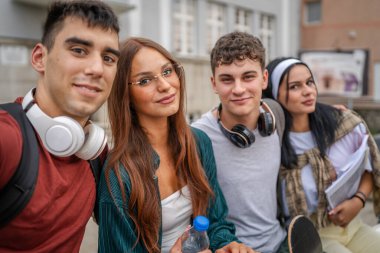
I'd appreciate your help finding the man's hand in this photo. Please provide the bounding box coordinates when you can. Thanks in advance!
[215,241,259,253]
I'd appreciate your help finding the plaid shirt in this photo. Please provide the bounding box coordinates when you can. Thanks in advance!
[282,110,380,229]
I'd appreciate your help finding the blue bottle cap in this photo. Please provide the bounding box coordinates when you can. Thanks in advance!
[193,215,209,231]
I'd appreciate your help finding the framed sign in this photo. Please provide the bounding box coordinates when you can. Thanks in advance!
[299,49,369,97]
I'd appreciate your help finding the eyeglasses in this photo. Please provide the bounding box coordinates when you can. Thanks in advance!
[128,63,183,87]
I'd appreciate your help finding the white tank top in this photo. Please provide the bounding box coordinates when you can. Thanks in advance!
[161,185,192,253]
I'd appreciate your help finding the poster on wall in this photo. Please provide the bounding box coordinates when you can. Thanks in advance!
[299,49,368,97]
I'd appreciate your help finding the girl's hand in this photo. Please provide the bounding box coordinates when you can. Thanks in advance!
[169,237,211,253]
[328,196,363,227]
[169,229,212,253]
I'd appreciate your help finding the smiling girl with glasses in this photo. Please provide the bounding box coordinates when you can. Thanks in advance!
[97,37,255,253]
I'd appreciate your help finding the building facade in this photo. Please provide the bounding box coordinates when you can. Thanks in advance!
[0,0,301,123]
[122,0,301,120]
[300,0,380,132]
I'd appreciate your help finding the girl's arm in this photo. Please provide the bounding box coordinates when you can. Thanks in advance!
[97,166,145,252]
[328,171,373,227]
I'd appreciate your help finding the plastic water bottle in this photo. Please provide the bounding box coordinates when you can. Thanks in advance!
[181,215,210,253]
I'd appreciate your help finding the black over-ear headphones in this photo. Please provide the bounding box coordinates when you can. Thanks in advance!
[22,88,107,160]
[217,101,275,148]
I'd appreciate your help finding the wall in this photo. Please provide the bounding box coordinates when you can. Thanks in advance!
[0,0,46,40]
[301,0,380,97]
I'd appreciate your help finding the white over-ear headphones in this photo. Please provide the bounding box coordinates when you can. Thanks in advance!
[22,88,107,160]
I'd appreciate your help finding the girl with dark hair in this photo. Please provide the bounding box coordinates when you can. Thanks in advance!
[264,57,380,253]
[97,37,254,253]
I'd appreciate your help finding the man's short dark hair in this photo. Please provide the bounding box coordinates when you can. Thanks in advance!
[210,32,266,75]
[42,0,120,51]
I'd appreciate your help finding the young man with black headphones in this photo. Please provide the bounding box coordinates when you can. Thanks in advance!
[0,1,120,252]
[192,32,289,253]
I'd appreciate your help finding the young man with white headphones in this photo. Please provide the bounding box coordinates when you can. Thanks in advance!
[0,1,120,252]
[192,32,289,253]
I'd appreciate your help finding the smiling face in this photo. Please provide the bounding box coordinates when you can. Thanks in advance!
[212,58,268,128]
[128,47,181,125]
[277,64,317,118]
[31,17,119,125]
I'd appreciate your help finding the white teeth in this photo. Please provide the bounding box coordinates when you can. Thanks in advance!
[79,86,97,93]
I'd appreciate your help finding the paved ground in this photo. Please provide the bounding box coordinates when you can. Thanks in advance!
[80,218,98,253]
[79,200,379,253]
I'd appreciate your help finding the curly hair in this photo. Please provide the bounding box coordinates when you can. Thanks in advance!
[210,31,266,75]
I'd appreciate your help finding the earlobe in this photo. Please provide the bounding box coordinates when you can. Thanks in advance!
[31,43,47,73]
[262,69,269,90]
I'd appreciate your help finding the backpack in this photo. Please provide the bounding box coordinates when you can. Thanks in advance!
[0,103,102,228]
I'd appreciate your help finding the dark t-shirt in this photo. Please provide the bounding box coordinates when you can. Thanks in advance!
[0,99,96,253]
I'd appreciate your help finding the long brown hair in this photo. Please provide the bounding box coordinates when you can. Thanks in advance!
[107,37,213,252]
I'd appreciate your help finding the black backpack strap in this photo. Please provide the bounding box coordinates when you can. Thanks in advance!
[89,157,102,223]
[89,158,102,185]
[0,103,39,228]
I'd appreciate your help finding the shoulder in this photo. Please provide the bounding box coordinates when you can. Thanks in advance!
[192,110,222,143]
[337,109,368,137]
[191,126,214,159]
[98,158,131,204]
[0,102,30,149]
[340,109,363,123]
[263,98,282,108]
[191,110,216,128]
[335,109,364,138]
[0,108,22,133]
[0,109,23,189]
[191,127,212,148]
[191,126,209,139]
[190,127,216,176]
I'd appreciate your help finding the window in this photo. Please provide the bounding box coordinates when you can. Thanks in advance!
[259,14,275,62]
[173,0,197,55]
[305,0,321,24]
[206,2,226,53]
[235,8,251,33]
